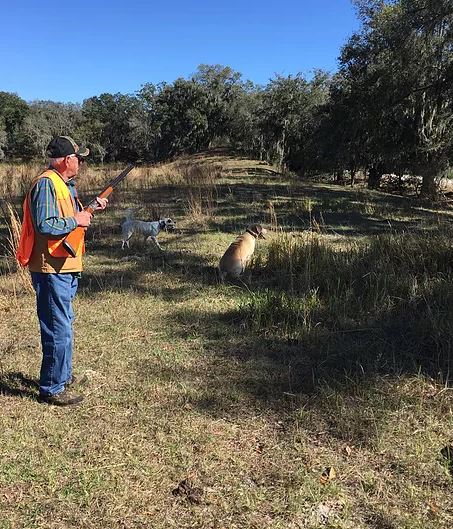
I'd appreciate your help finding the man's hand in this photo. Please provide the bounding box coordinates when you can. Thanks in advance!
[94,197,108,211]
[75,211,92,227]
[74,197,107,227]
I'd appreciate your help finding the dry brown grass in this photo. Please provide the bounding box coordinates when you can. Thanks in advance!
[0,201,33,296]
[0,160,188,199]
[0,163,42,203]
[175,160,221,224]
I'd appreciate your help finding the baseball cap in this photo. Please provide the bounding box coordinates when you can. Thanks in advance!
[46,136,90,158]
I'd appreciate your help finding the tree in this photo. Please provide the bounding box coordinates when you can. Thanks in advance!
[21,107,52,159]
[228,86,265,157]
[81,93,139,162]
[258,73,329,173]
[135,83,164,162]
[0,119,7,160]
[340,0,453,195]
[0,92,29,158]
[153,79,210,159]
[191,64,248,145]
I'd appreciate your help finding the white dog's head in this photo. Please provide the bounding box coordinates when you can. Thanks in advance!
[159,217,176,231]
[123,208,134,221]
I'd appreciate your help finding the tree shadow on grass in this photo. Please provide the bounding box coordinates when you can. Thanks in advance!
[133,277,453,448]
[0,372,39,400]
[87,180,453,255]
[77,247,220,298]
[3,176,453,262]
[75,183,453,298]
[134,320,401,448]
[210,180,453,235]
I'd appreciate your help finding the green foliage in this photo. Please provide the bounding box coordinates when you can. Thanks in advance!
[337,0,453,192]
[242,230,453,374]
[81,93,141,163]
[258,72,330,172]
[0,91,29,158]
[191,64,248,143]
[154,79,211,158]
[0,66,330,172]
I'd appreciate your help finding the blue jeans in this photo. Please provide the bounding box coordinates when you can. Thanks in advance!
[31,272,79,396]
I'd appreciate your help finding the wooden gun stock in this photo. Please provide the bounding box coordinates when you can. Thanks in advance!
[62,164,135,257]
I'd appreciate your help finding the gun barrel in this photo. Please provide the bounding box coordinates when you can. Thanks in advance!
[63,163,136,256]
[109,164,135,189]
[85,164,135,212]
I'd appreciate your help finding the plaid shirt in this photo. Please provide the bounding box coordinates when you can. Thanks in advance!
[30,174,80,236]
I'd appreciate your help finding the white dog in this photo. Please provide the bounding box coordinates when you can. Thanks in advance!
[121,212,176,250]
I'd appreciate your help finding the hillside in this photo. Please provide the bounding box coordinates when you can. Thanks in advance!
[1,152,453,529]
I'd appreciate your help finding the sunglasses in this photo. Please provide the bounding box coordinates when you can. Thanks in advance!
[68,154,85,163]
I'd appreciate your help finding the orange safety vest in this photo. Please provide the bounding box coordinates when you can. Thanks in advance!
[16,170,85,270]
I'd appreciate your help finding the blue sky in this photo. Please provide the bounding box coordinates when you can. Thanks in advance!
[0,0,361,104]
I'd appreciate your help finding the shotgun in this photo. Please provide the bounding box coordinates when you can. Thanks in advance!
[62,163,135,257]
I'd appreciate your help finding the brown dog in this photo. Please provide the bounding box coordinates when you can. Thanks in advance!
[219,224,267,281]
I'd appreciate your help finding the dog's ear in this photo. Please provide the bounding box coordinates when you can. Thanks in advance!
[247,224,267,239]
[247,224,260,238]
[255,225,267,239]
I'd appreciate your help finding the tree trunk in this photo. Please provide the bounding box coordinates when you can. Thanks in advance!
[334,169,345,185]
[259,134,265,161]
[276,135,286,171]
[397,171,404,192]
[417,161,440,198]
[367,164,382,189]
[420,171,437,198]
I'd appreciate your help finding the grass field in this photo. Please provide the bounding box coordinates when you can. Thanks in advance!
[1,151,453,528]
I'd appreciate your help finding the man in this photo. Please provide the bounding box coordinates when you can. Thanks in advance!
[16,136,108,406]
